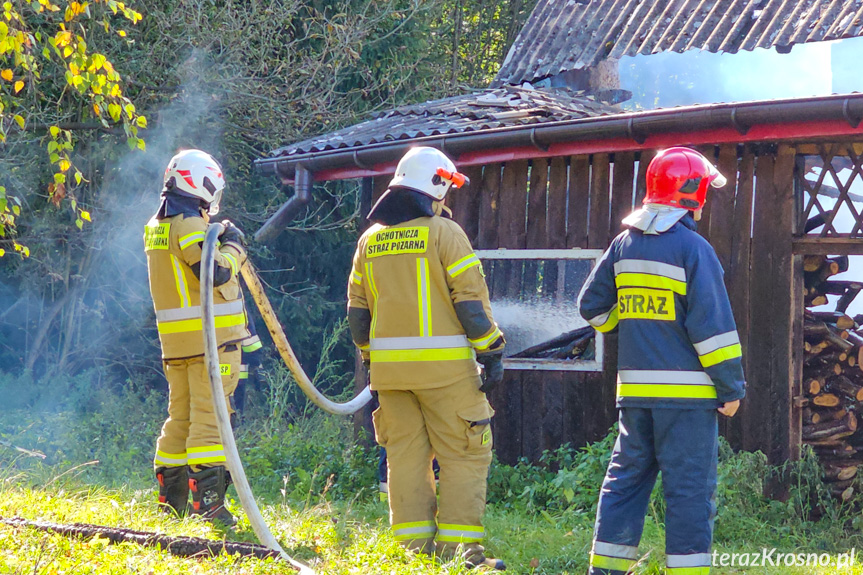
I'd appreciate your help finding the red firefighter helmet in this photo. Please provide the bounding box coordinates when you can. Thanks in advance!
[644,147,727,211]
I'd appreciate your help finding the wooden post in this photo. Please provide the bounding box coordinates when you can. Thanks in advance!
[567,155,590,249]
[477,164,502,250]
[746,151,774,457]
[774,146,801,469]
[729,150,754,451]
[587,153,617,433]
[610,152,635,236]
[748,145,799,499]
[521,159,545,461]
[450,165,483,246]
[709,144,738,275]
[547,157,567,250]
[588,154,611,250]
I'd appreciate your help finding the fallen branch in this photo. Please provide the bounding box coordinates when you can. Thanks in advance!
[0,517,289,563]
[0,439,46,459]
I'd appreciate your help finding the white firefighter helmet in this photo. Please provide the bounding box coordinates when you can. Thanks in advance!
[163,149,226,216]
[388,146,469,201]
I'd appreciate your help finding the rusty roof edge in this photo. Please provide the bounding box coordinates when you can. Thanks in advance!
[255,93,863,179]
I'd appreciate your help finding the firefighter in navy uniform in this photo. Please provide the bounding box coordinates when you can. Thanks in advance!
[144,149,250,526]
[578,147,746,575]
[347,147,506,570]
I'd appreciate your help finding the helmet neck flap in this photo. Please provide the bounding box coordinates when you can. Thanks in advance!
[156,191,209,220]
[367,187,446,226]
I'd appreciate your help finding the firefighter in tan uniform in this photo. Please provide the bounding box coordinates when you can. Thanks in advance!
[347,147,506,570]
[144,149,249,525]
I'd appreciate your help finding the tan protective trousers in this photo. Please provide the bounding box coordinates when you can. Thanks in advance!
[374,374,494,554]
[154,346,240,472]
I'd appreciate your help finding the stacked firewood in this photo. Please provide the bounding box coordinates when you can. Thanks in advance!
[801,254,863,501]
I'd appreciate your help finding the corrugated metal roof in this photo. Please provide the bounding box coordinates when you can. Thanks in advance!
[267,86,616,159]
[495,0,863,86]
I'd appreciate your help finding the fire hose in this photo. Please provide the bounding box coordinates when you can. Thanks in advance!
[200,223,372,571]
[237,253,373,416]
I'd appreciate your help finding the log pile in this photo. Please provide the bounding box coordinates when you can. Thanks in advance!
[801,254,863,502]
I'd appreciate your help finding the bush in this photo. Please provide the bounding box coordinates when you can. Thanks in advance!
[0,369,165,487]
[0,365,380,505]
[487,427,616,518]
[236,410,379,506]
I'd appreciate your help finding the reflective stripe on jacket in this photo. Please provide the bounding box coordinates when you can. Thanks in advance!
[577,216,746,408]
[347,215,501,390]
[145,213,250,359]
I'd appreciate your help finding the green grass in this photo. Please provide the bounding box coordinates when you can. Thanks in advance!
[4,369,863,573]
[4,444,863,575]
[2,472,863,575]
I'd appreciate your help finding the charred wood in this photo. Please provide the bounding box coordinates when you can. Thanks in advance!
[509,326,593,359]
[0,517,287,562]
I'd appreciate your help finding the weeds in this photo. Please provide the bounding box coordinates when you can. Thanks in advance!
[5,370,863,572]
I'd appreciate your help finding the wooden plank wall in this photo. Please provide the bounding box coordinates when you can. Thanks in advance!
[355,143,814,466]
[448,146,801,465]
[464,154,629,464]
[695,144,799,466]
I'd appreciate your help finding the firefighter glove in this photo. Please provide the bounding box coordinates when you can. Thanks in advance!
[477,352,504,393]
[219,220,245,246]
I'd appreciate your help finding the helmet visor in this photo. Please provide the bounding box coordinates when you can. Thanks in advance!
[708,165,727,189]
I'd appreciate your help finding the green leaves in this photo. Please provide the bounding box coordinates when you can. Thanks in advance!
[0,185,26,257]
[0,0,147,248]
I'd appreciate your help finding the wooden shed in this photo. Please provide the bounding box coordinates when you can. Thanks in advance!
[255,1,863,471]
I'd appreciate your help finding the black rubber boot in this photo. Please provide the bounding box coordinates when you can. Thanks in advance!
[156,466,189,516]
[188,466,236,527]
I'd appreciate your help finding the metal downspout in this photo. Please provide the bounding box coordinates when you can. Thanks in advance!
[255,164,314,243]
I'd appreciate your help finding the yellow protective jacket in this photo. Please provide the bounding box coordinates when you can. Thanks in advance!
[144,213,250,360]
[347,213,502,390]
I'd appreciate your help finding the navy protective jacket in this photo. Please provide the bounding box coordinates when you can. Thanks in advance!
[578,216,746,409]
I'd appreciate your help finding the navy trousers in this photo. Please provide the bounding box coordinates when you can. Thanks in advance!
[588,408,717,575]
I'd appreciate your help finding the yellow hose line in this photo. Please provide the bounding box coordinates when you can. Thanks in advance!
[241,260,373,415]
